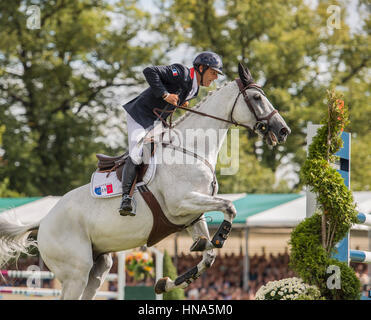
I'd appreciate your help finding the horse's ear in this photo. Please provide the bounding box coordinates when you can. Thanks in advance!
[238,62,254,86]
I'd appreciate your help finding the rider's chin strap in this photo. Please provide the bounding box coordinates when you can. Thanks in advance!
[195,65,208,86]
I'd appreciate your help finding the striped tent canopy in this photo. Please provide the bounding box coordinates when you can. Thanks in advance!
[0,197,42,213]
[2,192,370,228]
[206,193,304,226]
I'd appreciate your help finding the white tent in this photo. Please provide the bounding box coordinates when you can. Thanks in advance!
[2,191,370,229]
[246,195,306,228]
[0,193,246,226]
[1,196,61,225]
[246,191,371,230]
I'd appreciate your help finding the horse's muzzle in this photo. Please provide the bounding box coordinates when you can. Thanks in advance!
[278,126,291,143]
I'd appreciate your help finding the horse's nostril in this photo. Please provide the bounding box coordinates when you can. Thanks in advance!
[280,128,288,136]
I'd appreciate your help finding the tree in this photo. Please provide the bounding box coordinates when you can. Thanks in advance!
[351,132,371,191]
[216,131,291,193]
[0,0,161,195]
[162,250,185,300]
[154,0,371,191]
[0,125,24,197]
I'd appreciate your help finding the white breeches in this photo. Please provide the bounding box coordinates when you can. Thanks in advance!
[126,113,146,165]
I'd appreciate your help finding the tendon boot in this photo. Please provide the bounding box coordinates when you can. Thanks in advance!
[119,157,139,216]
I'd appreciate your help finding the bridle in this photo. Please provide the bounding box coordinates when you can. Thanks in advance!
[232,78,278,135]
[153,78,278,137]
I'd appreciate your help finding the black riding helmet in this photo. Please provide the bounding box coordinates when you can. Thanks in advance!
[193,51,223,85]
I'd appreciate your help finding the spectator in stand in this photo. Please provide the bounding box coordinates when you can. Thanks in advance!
[352,262,370,297]
[180,248,296,300]
[187,282,200,300]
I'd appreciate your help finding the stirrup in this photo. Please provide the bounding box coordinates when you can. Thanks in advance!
[119,195,136,216]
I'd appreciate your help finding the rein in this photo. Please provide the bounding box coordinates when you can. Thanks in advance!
[153,79,278,133]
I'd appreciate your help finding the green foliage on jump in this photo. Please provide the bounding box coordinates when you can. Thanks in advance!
[289,90,361,300]
[162,250,185,300]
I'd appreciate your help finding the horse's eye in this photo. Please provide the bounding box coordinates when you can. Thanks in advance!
[254,93,261,100]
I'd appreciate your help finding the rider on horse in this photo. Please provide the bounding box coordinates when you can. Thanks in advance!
[119,51,224,216]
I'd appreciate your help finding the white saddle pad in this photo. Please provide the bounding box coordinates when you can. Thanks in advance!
[90,155,157,199]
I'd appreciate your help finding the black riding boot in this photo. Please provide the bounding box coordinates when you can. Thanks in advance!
[119,157,139,216]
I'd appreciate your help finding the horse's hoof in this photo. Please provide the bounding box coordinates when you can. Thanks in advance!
[190,236,208,251]
[154,277,169,294]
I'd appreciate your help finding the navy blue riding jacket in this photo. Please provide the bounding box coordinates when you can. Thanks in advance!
[122,64,199,129]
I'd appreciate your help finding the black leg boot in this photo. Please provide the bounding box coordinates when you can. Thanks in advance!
[119,157,139,216]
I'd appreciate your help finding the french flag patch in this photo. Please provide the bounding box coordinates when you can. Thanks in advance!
[172,67,178,76]
[94,183,113,196]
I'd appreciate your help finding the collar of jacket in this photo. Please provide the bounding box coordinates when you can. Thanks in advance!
[190,67,195,80]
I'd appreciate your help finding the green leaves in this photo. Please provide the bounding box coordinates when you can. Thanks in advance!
[154,0,371,192]
[290,89,361,300]
[0,0,157,196]
[216,132,290,193]
[1,0,370,196]
[0,126,24,197]
[162,250,185,300]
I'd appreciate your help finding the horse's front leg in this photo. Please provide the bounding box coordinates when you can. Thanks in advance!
[154,192,236,294]
[154,218,216,294]
[175,192,236,250]
[174,191,237,224]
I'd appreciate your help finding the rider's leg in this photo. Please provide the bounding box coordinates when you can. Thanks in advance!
[119,157,139,216]
[119,113,145,216]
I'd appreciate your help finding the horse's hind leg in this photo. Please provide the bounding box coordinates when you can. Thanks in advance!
[60,277,89,300]
[38,225,93,300]
[51,256,93,300]
[57,256,93,300]
[81,253,113,300]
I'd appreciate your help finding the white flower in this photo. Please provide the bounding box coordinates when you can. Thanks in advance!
[255,277,321,300]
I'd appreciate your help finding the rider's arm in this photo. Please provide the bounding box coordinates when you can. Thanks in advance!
[143,64,186,99]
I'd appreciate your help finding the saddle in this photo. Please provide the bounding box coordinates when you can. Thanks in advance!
[95,142,186,247]
[96,151,149,184]
[95,129,160,183]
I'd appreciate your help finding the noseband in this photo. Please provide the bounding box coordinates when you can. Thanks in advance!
[232,79,278,135]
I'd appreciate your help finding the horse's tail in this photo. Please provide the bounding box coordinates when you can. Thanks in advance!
[0,212,40,268]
